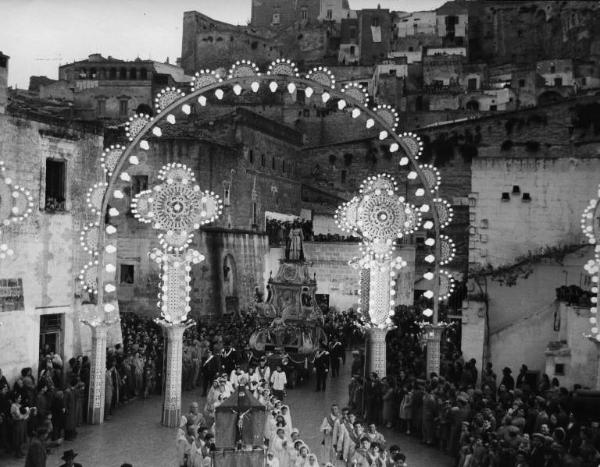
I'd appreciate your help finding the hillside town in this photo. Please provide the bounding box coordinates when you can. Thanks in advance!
[1,0,600,466]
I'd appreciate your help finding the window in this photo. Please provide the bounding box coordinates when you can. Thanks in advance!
[45,159,66,212]
[119,99,129,117]
[272,13,280,25]
[252,202,258,227]
[120,264,135,284]
[350,45,356,55]
[349,27,357,39]
[490,105,498,111]
[0,56,7,68]
[467,78,477,91]
[261,154,266,167]
[131,175,148,196]
[130,68,137,80]
[341,170,347,184]
[326,9,333,20]
[0,278,24,312]
[301,8,308,21]
[140,68,148,80]
[109,68,117,79]
[501,192,510,201]
[223,182,231,207]
[372,17,380,27]
[518,79,526,88]
[96,98,106,117]
[554,363,565,376]
[272,157,276,170]
[249,150,254,164]
[554,77,563,87]
[550,65,556,73]
[282,160,286,173]
[119,67,127,79]
[512,185,520,194]
[522,192,531,202]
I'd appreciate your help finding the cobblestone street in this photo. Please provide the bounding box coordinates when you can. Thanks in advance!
[1,354,451,467]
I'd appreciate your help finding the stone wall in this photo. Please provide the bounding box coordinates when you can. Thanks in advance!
[251,0,320,29]
[0,114,104,381]
[545,303,597,389]
[484,247,593,375]
[470,157,600,267]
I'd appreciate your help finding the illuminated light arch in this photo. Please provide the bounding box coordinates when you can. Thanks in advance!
[91,63,452,327]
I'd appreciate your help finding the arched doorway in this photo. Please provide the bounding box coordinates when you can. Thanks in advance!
[466,100,480,111]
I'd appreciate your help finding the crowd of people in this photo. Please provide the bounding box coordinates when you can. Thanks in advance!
[345,307,600,467]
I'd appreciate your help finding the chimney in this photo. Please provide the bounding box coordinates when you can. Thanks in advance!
[0,52,9,114]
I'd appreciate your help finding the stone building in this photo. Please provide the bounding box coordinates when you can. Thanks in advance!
[358,8,392,66]
[250,0,320,28]
[40,54,188,121]
[318,0,355,23]
[0,60,105,382]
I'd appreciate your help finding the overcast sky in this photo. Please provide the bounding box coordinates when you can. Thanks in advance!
[1,0,446,88]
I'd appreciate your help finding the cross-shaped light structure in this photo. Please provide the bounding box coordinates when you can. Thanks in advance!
[336,174,421,376]
[131,162,222,426]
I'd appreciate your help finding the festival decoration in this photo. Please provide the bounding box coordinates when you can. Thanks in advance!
[0,160,34,260]
[84,61,458,422]
[582,185,600,342]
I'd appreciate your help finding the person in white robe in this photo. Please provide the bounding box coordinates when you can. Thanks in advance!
[320,404,341,464]
[267,451,280,467]
[271,427,291,467]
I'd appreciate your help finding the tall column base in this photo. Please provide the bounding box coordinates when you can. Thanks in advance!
[368,328,388,378]
[160,322,188,427]
[424,324,445,379]
[86,324,108,425]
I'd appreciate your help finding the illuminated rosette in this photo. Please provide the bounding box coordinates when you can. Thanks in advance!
[157,162,196,184]
[374,104,399,131]
[100,144,124,177]
[359,173,397,195]
[402,203,422,233]
[126,114,152,141]
[357,194,419,241]
[335,197,360,234]
[433,198,454,228]
[305,66,336,89]
[341,82,369,106]
[154,87,185,114]
[267,58,299,77]
[197,191,223,225]
[131,189,154,224]
[86,182,108,216]
[584,258,599,275]
[581,197,599,244]
[438,269,455,299]
[0,241,15,260]
[79,221,100,256]
[419,164,441,193]
[184,248,205,264]
[79,260,99,295]
[439,234,456,265]
[191,69,222,91]
[158,230,193,252]
[228,60,261,79]
[399,132,423,159]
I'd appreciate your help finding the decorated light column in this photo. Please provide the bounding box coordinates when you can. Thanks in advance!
[131,163,221,426]
[581,185,600,389]
[337,174,420,377]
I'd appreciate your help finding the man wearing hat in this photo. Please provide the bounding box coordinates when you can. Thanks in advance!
[59,449,82,467]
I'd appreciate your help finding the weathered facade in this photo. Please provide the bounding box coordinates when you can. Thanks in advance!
[0,112,104,382]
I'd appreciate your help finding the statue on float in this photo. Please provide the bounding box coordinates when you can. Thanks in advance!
[250,224,326,362]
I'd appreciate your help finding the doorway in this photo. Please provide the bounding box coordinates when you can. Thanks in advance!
[39,313,63,364]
